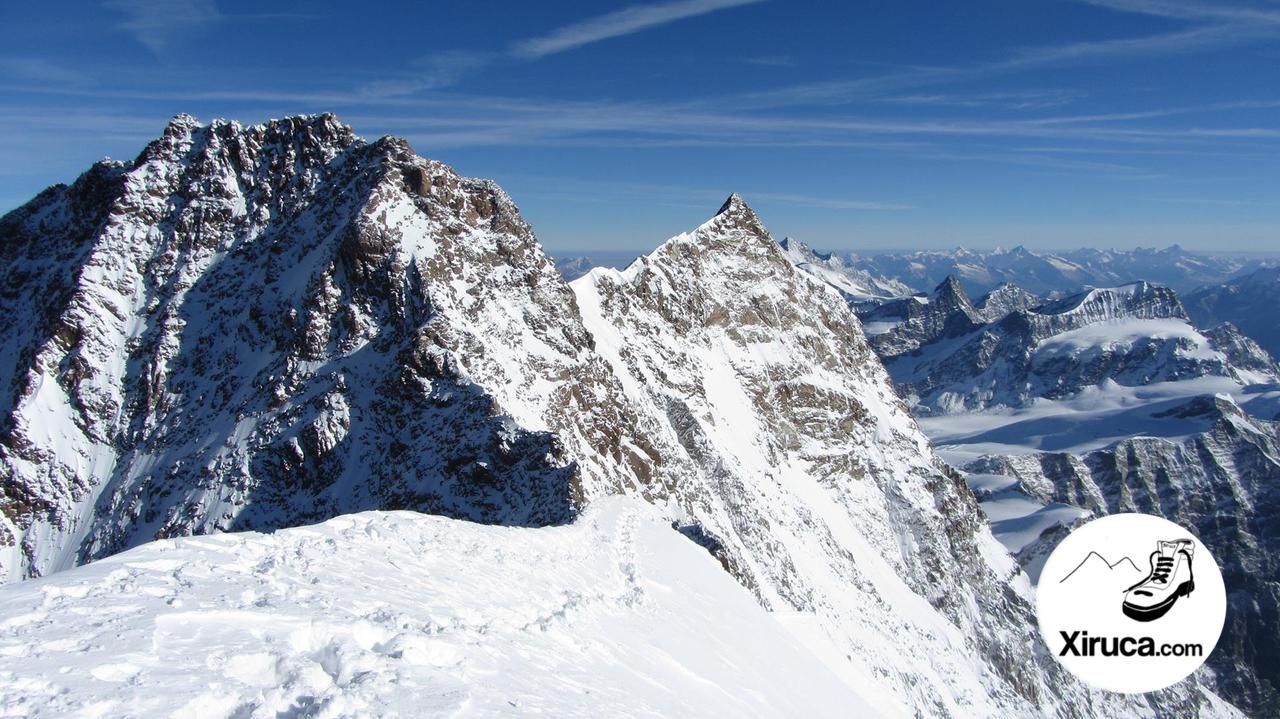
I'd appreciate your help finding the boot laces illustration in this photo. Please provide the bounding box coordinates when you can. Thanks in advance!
[1122,539,1195,622]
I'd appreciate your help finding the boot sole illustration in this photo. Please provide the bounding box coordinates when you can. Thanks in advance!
[1122,580,1195,623]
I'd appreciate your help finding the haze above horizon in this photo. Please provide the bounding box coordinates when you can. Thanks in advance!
[2,0,1278,252]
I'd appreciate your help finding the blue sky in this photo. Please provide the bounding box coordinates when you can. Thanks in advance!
[2,0,1278,252]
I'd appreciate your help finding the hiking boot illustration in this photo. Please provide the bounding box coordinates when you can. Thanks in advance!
[1122,539,1195,622]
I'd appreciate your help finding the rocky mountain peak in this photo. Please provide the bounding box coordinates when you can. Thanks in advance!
[1035,280,1187,323]
[934,274,975,310]
[1152,393,1245,422]
[716,191,748,215]
[975,282,1041,322]
[864,272,1273,414]
[777,236,820,257]
[778,239,912,307]
[0,113,650,581]
[701,192,770,241]
[163,112,202,135]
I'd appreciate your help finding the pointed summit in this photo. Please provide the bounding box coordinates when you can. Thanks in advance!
[777,236,816,259]
[933,274,973,307]
[716,192,748,215]
[702,193,769,240]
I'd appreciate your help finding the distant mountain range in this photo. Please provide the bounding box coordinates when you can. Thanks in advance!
[1186,266,1280,359]
[857,277,1276,415]
[557,242,1277,303]
[838,245,1275,297]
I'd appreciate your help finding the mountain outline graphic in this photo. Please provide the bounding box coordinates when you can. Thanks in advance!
[1058,551,1143,584]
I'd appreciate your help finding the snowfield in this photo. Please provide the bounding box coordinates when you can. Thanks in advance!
[0,497,876,718]
[1032,317,1219,363]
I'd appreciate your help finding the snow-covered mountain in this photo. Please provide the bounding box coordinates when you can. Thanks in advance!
[862,276,1277,414]
[1185,266,1280,359]
[776,237,909,308]
[965,395,1280,715]
[0,115,1241,716]
[570,195,1233,715]
[843,245,1274,297]
[0,114,657,582]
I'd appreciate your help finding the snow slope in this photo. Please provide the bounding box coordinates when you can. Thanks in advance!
[0,497,879,718]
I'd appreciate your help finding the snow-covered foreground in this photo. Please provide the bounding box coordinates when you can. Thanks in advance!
[0,497,880,718]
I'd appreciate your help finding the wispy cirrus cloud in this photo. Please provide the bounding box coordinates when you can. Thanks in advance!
[5,80,1276,161]
[362,51,497,97]
[510,0,765,59]
[876,90,1080,111]
[104,0,220,53]
[374,0,765,95]
[998,25,1256,68]
[9,0,1279,188]
[0,58,89,87]
[729,1,1280,111]
[496,174,911,213]
[1074,0,1280,24]
[103,0,316,54]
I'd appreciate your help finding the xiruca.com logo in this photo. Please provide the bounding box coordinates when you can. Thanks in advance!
[1036,513,1226,694]
[1057,631,1202,658]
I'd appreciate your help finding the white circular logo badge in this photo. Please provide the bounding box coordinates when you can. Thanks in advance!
[1036,513,1226,694]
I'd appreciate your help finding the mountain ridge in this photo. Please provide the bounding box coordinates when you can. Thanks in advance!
[857,274,1276,414]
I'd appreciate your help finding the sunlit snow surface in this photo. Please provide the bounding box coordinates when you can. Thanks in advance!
[0,498,877,718]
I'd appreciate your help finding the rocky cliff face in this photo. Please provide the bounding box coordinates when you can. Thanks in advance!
[0,114,657,581]
[862,277,1276,414]
[966,396,1280,715]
